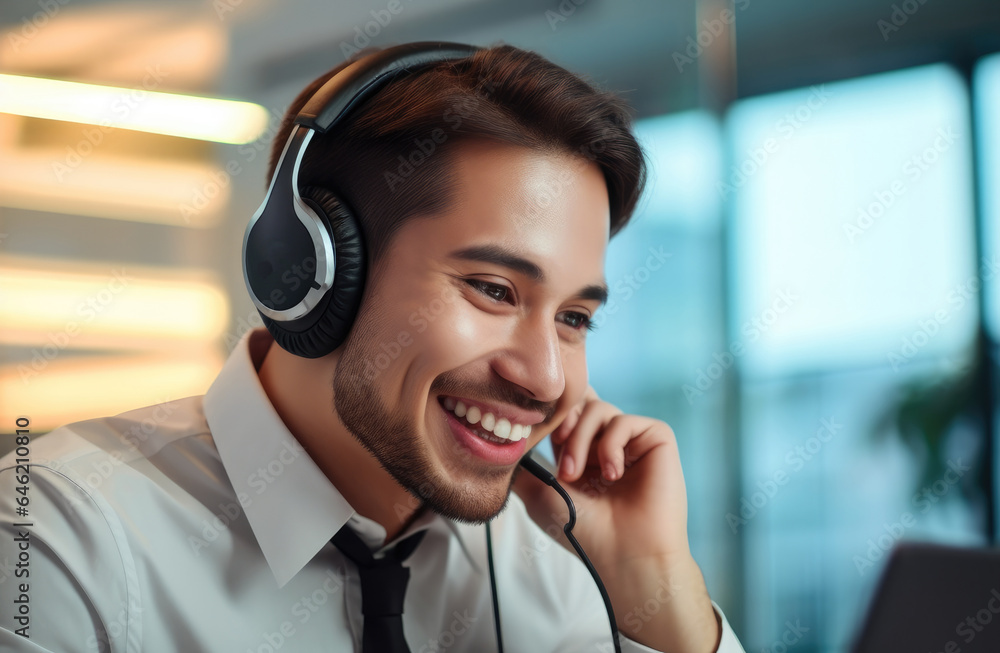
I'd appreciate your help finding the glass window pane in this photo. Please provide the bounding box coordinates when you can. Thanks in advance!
[977,53,1000,337]
[730,63,984,650]
[728,64,976,377]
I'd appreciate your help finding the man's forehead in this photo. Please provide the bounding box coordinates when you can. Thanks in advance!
[397,139,611,286]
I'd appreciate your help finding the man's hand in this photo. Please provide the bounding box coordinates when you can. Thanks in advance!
[513,385,722,653]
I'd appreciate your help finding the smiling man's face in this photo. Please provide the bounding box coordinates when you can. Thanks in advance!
[333,138,610,523]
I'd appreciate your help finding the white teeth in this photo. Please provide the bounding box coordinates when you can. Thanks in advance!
[443,398,532,442]
[466,405,481,424]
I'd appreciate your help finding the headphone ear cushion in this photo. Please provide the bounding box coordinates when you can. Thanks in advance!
[262,185,367,358]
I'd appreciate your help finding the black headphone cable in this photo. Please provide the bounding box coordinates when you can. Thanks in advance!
[485,455,622,653]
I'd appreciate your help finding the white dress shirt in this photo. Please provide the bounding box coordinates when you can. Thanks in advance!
[0,328,745,652]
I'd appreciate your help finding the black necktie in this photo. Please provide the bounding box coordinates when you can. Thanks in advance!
[332,524,426,653]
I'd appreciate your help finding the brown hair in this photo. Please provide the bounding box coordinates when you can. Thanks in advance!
[268,43,647,268]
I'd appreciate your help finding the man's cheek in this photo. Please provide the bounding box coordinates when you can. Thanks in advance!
[406,315,479,380]
[430,301,505,358]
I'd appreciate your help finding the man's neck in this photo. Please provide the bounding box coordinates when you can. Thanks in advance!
[255,335,420,542]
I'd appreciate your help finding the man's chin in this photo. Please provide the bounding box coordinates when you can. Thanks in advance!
[403,468,515,524]
[422,490,512,525]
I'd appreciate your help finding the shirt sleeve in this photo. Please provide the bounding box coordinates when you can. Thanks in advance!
[0,461,141,653]
[616,601,747,653]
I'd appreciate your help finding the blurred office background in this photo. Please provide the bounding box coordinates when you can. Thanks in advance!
[2,0,1000,649]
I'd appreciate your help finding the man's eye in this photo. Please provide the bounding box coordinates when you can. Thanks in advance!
[560,312,595,332]
[465,279,510,303]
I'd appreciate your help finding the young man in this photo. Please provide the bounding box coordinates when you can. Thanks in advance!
[0,44,745,652]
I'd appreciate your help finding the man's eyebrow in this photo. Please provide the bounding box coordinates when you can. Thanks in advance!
[576,283,609,307]
[448,244,608,306]
[449,245,544,281]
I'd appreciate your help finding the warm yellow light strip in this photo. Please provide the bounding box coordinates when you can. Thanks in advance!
[0,73,268,144]
[0,149,228,227]
[0,352,225,433]
[0,257,231,351]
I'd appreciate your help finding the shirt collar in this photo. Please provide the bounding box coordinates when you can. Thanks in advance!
[203,328,479,587]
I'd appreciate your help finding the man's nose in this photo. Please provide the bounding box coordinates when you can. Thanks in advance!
[490,316,565,403]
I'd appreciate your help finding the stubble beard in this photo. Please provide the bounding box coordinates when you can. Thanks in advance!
[333,334,514,524]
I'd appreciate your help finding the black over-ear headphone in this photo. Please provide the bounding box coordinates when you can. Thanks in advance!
[242,41,479,358]
[242,41,623,653]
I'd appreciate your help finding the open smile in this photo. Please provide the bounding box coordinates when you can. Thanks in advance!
[437,396,531,465]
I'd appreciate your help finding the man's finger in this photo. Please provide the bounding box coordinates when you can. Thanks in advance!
[558,401,620,482]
